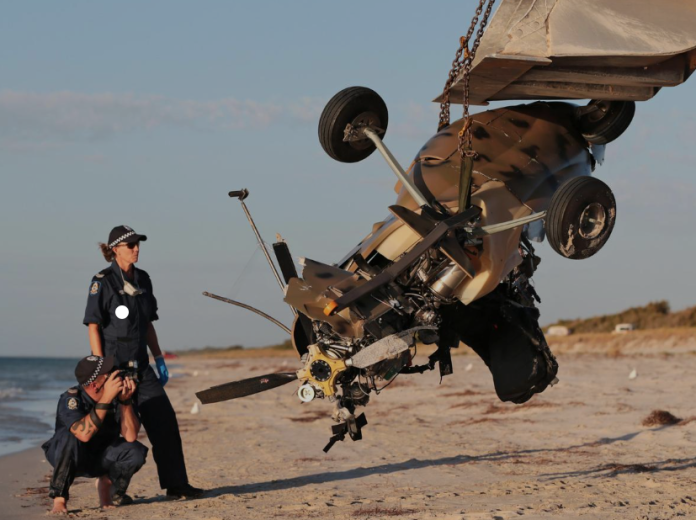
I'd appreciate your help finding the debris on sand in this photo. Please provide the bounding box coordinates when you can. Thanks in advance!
[288,411,326,423]
[603,463,655,475]
[642,410,681,427]
[17,486,50,497]
[352,506,418,517]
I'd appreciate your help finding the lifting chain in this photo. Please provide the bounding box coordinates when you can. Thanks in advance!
[438,0,496,156]
[437,0,495,212]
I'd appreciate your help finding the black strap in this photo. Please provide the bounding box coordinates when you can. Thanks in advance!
[118,398,133,406]
[94,402,113,410]
[89,409,103,429]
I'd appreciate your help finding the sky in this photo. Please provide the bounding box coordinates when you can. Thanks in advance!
[1,1,695,357]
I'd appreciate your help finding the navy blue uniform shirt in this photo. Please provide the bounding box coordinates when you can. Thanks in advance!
[83,262,158,368]
[53,386,121,452]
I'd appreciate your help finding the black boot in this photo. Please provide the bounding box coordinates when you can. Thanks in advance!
[166,483,205,498]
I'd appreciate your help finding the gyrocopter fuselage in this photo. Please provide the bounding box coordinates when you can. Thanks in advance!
[197,0,696,452]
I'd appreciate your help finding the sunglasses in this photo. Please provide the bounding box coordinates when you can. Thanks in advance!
[115,242,140,250]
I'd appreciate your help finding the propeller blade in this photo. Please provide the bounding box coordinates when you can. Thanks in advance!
[196,372,298,404]
[346,327,436,369]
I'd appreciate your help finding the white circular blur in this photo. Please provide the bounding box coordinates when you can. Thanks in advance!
[115,305,130,319]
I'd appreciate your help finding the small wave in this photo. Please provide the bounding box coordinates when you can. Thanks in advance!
[0,387,25,400]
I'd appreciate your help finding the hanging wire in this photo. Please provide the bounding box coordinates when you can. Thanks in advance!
[227,244,263,298]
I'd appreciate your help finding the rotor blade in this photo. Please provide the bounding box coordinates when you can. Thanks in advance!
[196,372,298,404]
[346,327,436,369]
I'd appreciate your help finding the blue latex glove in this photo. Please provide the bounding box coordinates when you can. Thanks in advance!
[155,356,169,387]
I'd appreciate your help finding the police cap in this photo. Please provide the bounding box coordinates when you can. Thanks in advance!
[108,225,148,248]
[75,355,115,386]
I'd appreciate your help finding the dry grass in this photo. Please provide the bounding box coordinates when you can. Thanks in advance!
[449,401,484,410]
[177,328,696,361]
[177,347,297,359]
[294,457,334,463]
[352,506,418,517]
[450,417,502,427]
[642,410,682,427]
[602,463,655,475]
[382,378,415,389]
[483,401,555,415]
[441,389,483,397]
[547,328,696,355]
[549,301,696,334]
[218,362,242,369]
[288,411,327,423]
[19,487,50,496]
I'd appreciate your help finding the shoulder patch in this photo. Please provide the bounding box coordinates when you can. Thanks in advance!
[67,387,78,395]
[89,281,101,296]
[66,397,79,410]
[95,273,105,279]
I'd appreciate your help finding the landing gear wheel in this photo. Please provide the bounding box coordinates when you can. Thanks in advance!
[546,176,616,260]
[318,86,388,163]
[575,100,635,145]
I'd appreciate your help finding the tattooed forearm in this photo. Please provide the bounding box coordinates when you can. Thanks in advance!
[71,417,88,433]
[70,414,97,440]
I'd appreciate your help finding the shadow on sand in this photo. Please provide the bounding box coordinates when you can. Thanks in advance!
[195,424,696,498]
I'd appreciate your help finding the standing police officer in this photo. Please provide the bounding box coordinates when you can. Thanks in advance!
[43,355,147,513]
[83,225,203,498]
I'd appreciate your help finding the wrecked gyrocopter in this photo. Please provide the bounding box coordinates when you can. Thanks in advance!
[197,0,696,452]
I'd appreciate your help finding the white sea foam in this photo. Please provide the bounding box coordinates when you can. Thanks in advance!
[0,387,25,400]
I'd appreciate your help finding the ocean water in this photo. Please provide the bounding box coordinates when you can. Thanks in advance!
[0,357,79,457]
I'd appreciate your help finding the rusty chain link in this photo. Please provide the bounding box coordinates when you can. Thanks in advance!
[438,0,496,159]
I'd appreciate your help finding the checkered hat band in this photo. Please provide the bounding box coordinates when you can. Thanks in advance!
[109,231,135,248]
[84,357,104,386]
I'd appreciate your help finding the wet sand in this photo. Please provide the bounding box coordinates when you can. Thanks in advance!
[5,338,696,519]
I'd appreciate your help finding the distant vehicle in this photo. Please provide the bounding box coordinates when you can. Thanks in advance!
[614,323,636,334]
[547,326,572,337]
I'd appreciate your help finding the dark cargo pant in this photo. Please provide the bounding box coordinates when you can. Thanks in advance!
[133,366,189,489]
[43,432,147,500]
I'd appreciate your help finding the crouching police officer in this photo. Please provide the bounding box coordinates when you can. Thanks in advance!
[83,225,203,498]
[42,355,148,514]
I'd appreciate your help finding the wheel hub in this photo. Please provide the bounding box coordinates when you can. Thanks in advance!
[578,202,607,239]
[346,111,381,150]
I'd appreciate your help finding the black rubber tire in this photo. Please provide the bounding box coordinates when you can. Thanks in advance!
[546,176,616,260]
[318,86,388,163]
[577,100,635,145]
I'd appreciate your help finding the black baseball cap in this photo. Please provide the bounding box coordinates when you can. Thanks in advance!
[108,225,148,248]
[75,355,115,386]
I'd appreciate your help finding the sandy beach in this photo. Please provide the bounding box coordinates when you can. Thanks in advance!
[5,331,696,519]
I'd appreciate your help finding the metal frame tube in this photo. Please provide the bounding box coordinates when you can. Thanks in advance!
[362,128,431,208]
[470,211,547,236]
[231,190,298,317]
[203,292,291,334]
